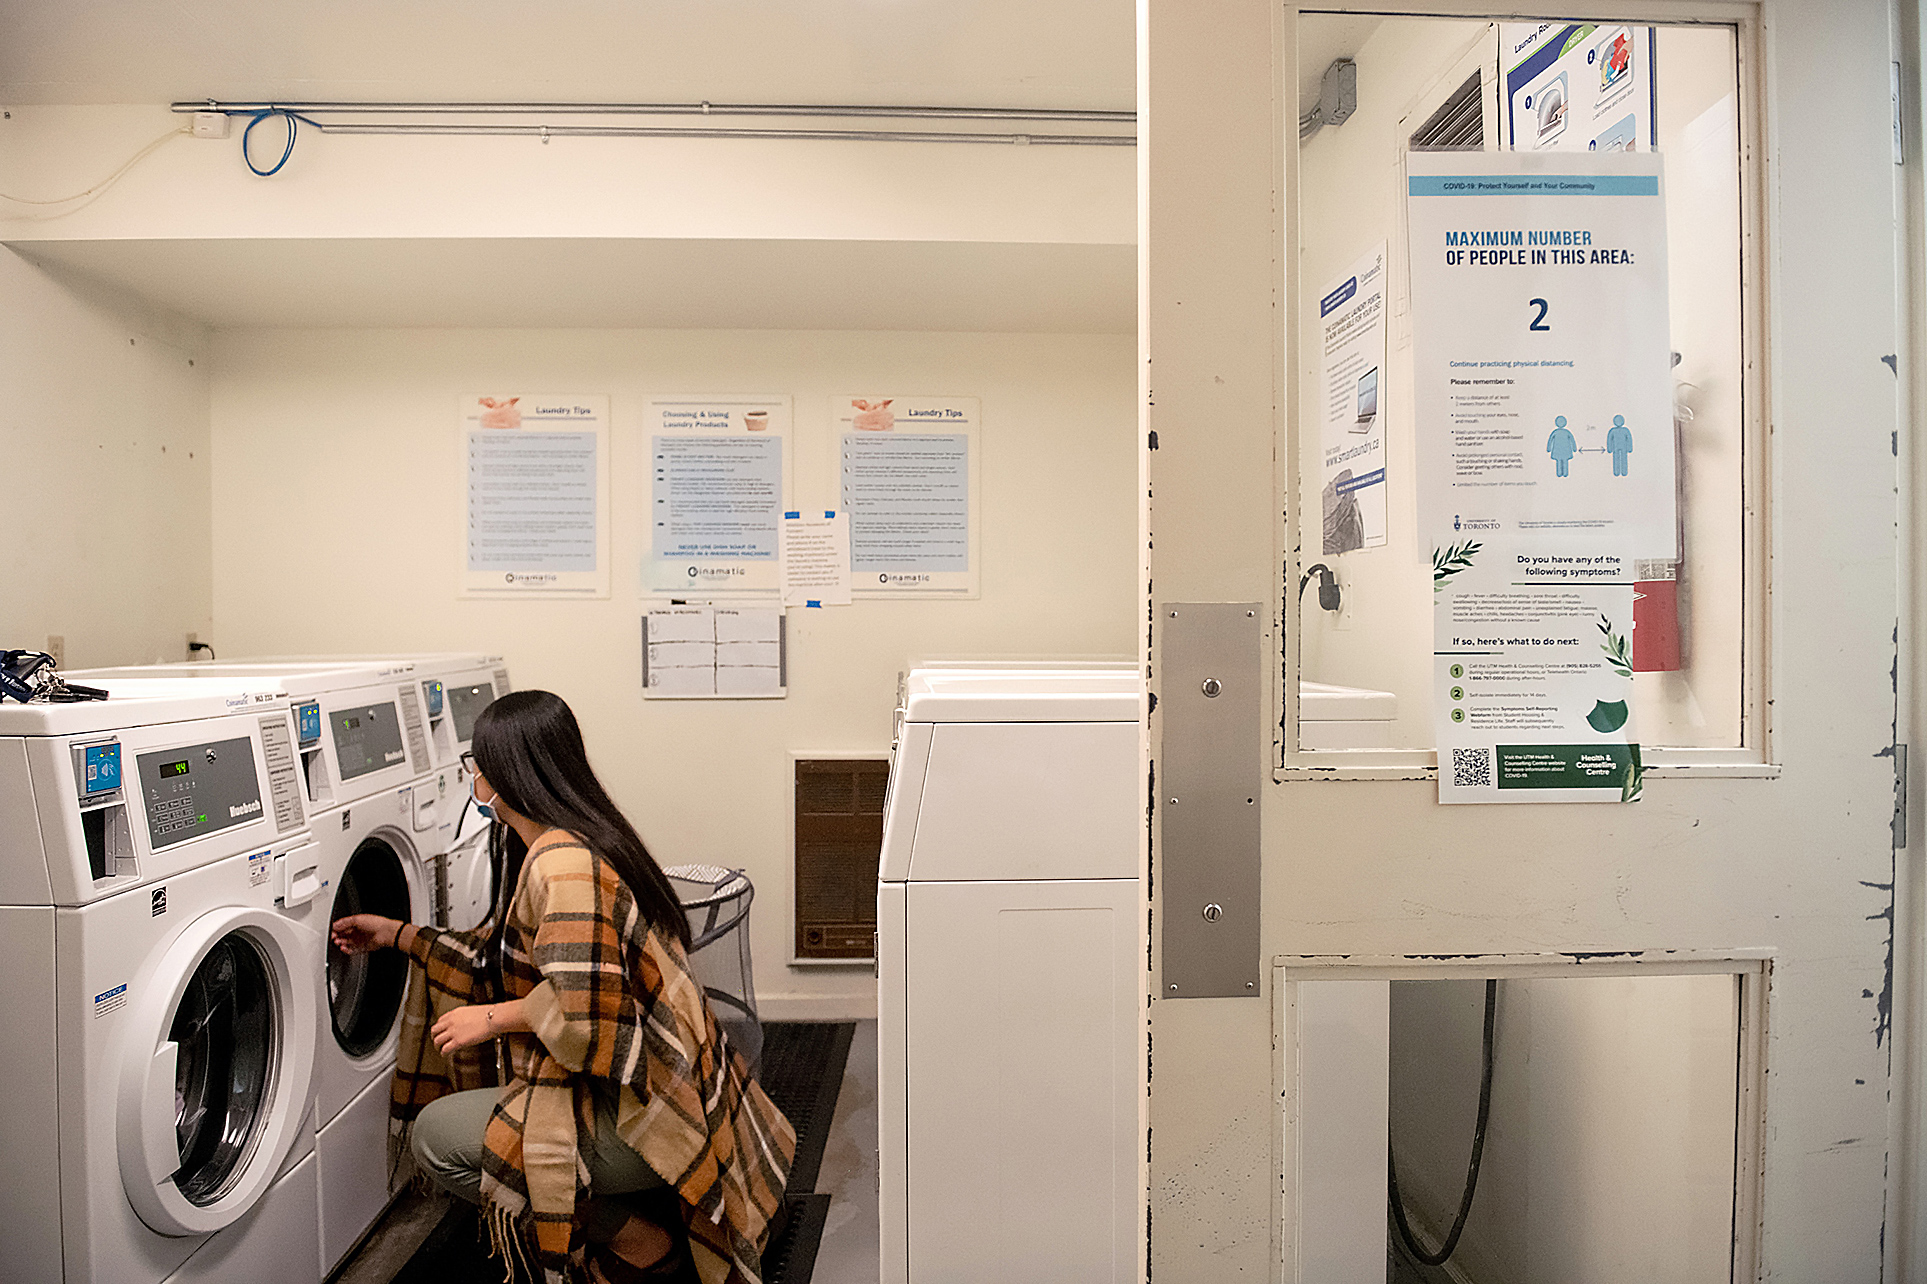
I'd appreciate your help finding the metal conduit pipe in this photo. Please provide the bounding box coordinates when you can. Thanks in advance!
[171,99,1134,123]
[170,99,1135,144]
[280,121,1131,145]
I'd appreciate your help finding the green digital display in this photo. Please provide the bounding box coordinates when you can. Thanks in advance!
[162,760,190,777]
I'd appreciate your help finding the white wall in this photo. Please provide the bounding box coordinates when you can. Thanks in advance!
[0,105,1134,248]
[0,246,212,666]
[1389,974,1737,1283]
[209,325,1137,1016]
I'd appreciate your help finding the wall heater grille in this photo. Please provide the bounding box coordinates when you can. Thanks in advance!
[794,757,889,959]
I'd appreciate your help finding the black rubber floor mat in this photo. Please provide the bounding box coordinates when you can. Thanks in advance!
[386,1022,853,1283]
[755,1021,856,1196]
[761,1193,832,1284]
[388,1200,500,1284]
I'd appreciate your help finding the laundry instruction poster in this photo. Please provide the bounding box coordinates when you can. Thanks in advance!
[1406,150,1675,562]
[1502,22,1656,153]
[646,395,791,599]
[461,393,609,598]
[835,395,980,597]
[1433,541,1640,803]
[1317,243,1389,553]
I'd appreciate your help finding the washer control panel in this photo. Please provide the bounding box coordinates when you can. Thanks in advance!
[136,736,264,848]
[330,702,407,781]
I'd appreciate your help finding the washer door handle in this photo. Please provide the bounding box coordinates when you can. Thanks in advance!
[141,1041,181,1188]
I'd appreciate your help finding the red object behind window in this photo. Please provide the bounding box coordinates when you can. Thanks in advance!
[1632,578,1681,671]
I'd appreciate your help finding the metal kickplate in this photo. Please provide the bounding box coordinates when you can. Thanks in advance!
[1158,603,1262,998]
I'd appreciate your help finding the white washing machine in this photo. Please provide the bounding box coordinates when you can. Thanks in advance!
[876,668,1140,1284]
[0,680,323,1284]
[72,661,446,1272]
[351,653,509,930]
[218,653,511,930]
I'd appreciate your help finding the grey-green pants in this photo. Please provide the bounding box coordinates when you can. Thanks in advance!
[411,1087,669,1242]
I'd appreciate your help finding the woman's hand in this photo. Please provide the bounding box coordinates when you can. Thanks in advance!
[430,1000,530,1056]
[430,1005,494,1056]
[331,913,401,955]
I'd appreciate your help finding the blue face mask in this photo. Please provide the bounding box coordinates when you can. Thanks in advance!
[473,788,496,822]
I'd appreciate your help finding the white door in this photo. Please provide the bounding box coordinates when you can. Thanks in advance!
[1143,2,1906,1280]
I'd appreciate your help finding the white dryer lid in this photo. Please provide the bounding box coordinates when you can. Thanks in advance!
[902,668,1141,723]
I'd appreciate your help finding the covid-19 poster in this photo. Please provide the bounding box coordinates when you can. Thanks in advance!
[1407,151,1674,561]
[1407,150,1672,802]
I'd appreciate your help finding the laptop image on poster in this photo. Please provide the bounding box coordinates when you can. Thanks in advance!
[1353,367,1378,432]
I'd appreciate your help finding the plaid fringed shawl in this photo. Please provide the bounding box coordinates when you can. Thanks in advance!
[391,837,796,1284]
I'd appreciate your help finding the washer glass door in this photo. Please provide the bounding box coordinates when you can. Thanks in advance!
[328,836,413,1057]
[170,933,276,1205]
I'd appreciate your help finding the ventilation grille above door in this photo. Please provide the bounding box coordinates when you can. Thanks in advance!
[794,758,889,960]
[1411,71,1485,150]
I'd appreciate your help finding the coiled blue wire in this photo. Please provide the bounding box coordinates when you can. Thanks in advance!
[241,109,308,176]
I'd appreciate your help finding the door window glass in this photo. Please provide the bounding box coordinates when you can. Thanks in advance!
[170,933,275,1206]
[328,838,412,1057]
[1291,15,1747,756]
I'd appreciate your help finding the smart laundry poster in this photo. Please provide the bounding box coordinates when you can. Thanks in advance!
[1405,150,1675,562]
[1317,243,1389,554]
[1501,22,1656,154]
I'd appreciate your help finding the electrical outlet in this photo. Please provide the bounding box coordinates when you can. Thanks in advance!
[1332,570,1354,631]
[45,635,65,667]
[192,112,230,139]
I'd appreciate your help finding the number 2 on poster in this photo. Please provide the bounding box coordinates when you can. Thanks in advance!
[1528,298,1551,331]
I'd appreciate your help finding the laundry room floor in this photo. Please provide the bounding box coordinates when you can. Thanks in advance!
[333,1020,880,1284]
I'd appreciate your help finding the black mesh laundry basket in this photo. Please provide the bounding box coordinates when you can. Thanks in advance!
[663,864,763,1068]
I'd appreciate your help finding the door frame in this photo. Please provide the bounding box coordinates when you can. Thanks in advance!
[1275,950,1770,1283]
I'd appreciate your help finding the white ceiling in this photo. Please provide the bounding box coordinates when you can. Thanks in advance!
[1295,14,1385,118]
[12,237,1136,333]
[0,0,1135,110]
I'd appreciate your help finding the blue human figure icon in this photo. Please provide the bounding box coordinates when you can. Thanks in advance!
[1606,414,1633,476]
[1547,415,1577,477]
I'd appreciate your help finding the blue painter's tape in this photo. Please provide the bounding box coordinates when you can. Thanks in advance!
[784,511,800,519]
[824,510,836,519]
[806,600,822,609]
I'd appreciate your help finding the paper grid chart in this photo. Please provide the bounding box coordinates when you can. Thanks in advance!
[642,608,786,699]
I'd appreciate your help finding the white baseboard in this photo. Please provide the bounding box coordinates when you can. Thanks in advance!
[758,992,879,1022]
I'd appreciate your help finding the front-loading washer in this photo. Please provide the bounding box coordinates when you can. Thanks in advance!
[69,662,450,1271]
[0,680,323,1284]
[310,785,435,1271]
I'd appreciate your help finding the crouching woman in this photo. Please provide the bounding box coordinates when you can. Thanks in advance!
[332,690,794,1284]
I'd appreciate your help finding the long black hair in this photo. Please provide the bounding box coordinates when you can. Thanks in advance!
[471,690,691,953]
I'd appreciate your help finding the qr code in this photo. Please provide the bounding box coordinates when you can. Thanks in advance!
[1451,747,1492,788]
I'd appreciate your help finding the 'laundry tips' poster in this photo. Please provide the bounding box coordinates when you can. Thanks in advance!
[461,393,610,598]
[1407,151,1671,802]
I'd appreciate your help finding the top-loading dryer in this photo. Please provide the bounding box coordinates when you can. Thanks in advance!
[0,678,323,1284]
[876,667,1141,1284]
